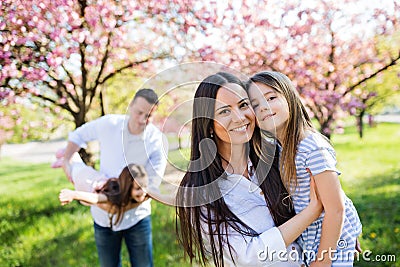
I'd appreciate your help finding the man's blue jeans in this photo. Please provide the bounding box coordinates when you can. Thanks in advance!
[94,216,153,267]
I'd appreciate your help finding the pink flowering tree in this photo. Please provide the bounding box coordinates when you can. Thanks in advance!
[2,0,400,144]
[0,0,196,162]
[0,110,15,156]
[165,0,400,139]
[0,0,174,130]
[0,0,204,161]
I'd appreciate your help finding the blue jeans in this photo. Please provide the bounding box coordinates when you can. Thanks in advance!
[94,216,153,267]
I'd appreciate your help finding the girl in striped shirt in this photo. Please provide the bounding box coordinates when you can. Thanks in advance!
[246,71,362,266]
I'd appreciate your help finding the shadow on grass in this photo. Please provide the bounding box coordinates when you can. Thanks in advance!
[27,228,97,267]
[0,195,88,248]
[1,224,96,267]
[347,169,400,267]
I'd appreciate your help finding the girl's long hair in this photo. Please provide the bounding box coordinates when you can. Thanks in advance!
[97,164,148,225]
[250,127,296,225]
[176,72,295,267]
[246,71,314,192]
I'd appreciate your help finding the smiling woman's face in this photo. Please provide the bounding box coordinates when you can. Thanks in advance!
[213,83,255,148]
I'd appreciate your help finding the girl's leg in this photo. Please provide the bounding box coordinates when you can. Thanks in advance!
[70,159,106,192]
[53,147,107,192]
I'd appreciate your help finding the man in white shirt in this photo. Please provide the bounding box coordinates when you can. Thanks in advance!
[61,88,167,267]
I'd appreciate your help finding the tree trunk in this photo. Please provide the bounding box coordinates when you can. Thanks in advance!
[357,110,365,139]
[100,90,105,116]
[320,121,331,140]
[74,111,95,166]
[79,148,95,167]
[178,135,182,150]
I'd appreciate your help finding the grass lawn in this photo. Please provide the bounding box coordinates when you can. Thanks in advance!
[0,122,399,266]
[332,123,400,267]
[0,162,189,266]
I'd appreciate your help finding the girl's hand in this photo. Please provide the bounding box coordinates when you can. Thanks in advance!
[307,168,323,217]
[59,189,75,205]
[355,237,362,253]
[93,179,107,191]
[309,261,331,267]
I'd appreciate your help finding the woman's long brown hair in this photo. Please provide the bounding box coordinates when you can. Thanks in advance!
[97,164,148,225]
[176,72,295,267]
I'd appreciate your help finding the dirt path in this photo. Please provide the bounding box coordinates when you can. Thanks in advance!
[1,138,184,188]
[1,139,68,163]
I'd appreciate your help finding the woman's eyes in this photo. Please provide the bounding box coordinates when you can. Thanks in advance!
[240,102,250,109]
[218,109,230,115]
[217,102,250,115]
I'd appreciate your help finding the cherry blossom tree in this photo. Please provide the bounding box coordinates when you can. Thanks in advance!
[0,0,172,129]
[165,0,400,138]
[0,0,187,162]
[353,65,400,138]
[0,110,15,156]
[2,0,400,144]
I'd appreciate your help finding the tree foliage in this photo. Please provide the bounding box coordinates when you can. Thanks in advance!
[1,0,400,143]
[165,0,400,138]
[1,0,169,129]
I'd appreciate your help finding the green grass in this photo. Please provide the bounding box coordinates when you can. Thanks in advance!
[0,122,399,266]
[0,159,189,267]
[168,147,190,171]
[332,123,400,267]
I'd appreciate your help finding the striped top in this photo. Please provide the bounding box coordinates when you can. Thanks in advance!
[291,132,362,266]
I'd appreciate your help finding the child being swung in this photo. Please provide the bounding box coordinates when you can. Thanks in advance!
[246,71,362,266]
[59,164,148,227]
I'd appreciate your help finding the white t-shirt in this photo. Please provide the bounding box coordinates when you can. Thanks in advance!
[69,114,167,231]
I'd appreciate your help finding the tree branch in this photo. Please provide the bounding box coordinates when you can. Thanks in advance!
[98,53,169,85]
[89,32,112,106]
[47,72,81,109]
[35,93,75,116]
[344,52,400,97]
[61,64,78,89]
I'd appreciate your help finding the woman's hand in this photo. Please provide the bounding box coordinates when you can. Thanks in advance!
[277,169,323,247]
[307,168,323,218]
[59,189,75,205]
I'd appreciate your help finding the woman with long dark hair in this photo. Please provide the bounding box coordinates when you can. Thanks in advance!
[176,72,322,266]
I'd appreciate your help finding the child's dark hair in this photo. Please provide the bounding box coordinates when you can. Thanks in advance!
[96,164,148,225]
[97,178,121,206]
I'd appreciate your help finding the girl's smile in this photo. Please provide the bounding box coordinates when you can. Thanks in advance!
[247,82,289,141]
